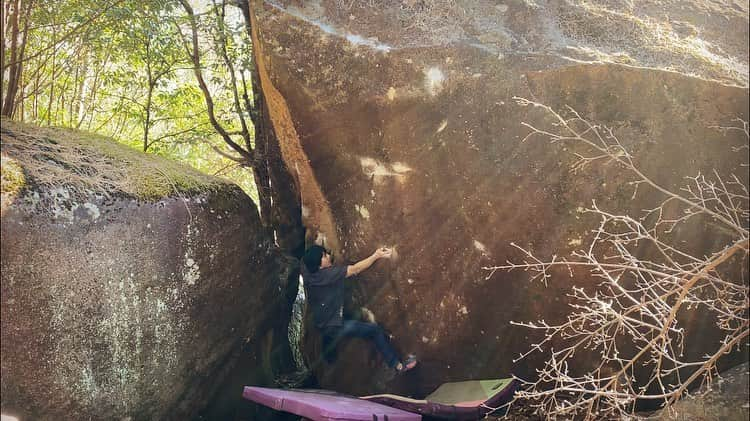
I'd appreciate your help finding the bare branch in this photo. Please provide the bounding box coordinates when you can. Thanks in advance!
[489,102,749,419]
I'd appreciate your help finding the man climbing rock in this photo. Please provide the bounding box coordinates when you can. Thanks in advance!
[301,245,418,373]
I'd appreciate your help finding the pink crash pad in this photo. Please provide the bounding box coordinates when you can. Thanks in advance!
[243,386,422,421]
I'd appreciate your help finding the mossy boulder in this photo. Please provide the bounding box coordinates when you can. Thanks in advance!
[1,120,290,420]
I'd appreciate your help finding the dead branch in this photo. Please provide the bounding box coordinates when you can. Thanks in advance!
[486,101,749,419]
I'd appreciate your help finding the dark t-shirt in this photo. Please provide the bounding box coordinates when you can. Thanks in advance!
[301,263,347,329]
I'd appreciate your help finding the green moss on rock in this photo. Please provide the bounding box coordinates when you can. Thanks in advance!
[0,118,230,201]
[0,155,26,195]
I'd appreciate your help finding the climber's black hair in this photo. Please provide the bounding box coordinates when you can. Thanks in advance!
[302,245,328,273]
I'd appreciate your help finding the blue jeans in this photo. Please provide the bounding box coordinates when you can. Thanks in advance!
[322,320,400,368]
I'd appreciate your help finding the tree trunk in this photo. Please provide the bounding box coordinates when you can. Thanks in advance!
[18,80,24,121]
[32,62,40,119]
[178,0,253,162]
[55,70,71,125]
[68,54,80,125]
[73,51,88,127]
[2,0,33,117]
[237,0,305,256]
[143,82,153,151]
[212,0,273,235]
[2,0,22,116]
[1,0,10,102]
[82,50,109,129]
[46,24,57,125]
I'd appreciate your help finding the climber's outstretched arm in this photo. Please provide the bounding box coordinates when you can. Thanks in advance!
[346,247,392,278]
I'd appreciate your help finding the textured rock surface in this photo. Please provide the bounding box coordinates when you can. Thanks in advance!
[0,120,289,420]
[658,362,749,420]
[247,0,749,397]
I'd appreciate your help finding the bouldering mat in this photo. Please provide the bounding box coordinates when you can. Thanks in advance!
[242,386,422,421]
[361,378,518,420]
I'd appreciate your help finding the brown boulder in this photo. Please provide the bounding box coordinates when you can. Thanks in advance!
[246,0,749,397]
[0,120,290,420]
[657,363,749,421]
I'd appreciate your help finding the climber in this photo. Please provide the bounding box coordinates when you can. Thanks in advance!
[301,244,418,373]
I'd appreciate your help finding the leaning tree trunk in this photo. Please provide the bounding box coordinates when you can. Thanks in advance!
[237,0,305,257]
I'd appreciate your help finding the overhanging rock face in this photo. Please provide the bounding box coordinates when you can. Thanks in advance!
[1,121,289,420]
[247,0,749,396]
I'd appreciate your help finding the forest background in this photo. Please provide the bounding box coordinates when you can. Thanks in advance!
[2,0,259,200]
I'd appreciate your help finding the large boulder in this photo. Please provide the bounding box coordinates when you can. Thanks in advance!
[245,0,749,396]
[657,362,749,420]
[0,120,290,420]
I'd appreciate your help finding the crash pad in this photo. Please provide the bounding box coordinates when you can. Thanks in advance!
[242,386,422,421]
[361,378,518,420]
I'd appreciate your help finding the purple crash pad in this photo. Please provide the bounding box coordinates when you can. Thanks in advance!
[243,386,422,421]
